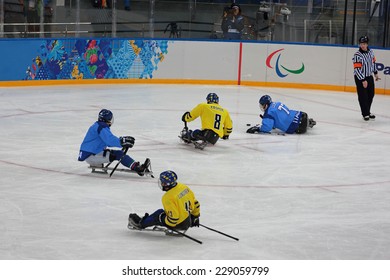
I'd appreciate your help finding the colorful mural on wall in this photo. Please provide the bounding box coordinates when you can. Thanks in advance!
[24,39,170,80]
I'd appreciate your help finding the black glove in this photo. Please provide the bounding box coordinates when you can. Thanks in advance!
[246,126,260,134]
[222,135,229,140]
[259,114,263,119]
[119,136,135,148]
[190,214,199,227]
[182,112,190,122]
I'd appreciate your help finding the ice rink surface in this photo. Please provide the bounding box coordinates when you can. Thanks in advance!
[1,84,390,260]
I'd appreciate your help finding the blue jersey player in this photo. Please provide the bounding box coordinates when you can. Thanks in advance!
[246,95,316,134]
[78,109,150,176]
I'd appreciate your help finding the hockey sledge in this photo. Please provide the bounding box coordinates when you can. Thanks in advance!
[178,130,208,150]
[127,225,185,237]
[89,159,154,178]
[179,137,208,150]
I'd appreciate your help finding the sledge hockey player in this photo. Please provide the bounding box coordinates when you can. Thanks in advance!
[246,95,316,134]
[78,109,150,176]
[128,170,200,231]
[180,92,233,145]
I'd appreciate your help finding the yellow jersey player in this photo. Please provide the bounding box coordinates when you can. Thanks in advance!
[180,92,233,145]
[128,170,200,231]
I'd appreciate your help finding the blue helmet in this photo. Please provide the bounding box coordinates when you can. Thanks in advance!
[159,170,178,191]
[98,109,114,125]
[206,93,219,104]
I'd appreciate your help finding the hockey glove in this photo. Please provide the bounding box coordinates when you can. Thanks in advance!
[120,136,135,148]
[246,126,260,134]
[182,111,190,122]
[222,135,229,140]
[190,215,200,227]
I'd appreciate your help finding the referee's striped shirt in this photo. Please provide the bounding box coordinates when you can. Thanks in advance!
[353,48,378,80]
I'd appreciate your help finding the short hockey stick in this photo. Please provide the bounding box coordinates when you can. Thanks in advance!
[200,224,239,241]
[109,147,129,177]
[169,228,203,244]
[246,124,285,136]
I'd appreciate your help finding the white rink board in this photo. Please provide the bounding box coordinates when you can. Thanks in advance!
[154,41,240,80]
[241,43,348,85]
[152,40,390,92]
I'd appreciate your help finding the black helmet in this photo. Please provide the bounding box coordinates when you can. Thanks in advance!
[259,95,272,112]
[358,36,369,44]
[98,109,114,125]
[259,95,272,106]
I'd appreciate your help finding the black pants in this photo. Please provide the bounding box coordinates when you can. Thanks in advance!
[193,129,219,145]
[141,209,191,231]
[354,75,375,117]
[295,112,308,134]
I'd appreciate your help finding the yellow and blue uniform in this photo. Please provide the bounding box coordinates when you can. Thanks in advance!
[184,102,233,138]
[162,182,200,228]
[139,182,200,230]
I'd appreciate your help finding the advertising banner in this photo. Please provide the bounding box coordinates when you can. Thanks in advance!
[0,38,388,93]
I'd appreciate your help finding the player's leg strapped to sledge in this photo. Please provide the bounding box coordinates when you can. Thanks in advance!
[128,209,191,231]
[295,112,308,134]
[85,149,150,176]
[128,211,202,243]
[189,129,219,144]
[286,111,316,134]
[296,112,316,133]
[128,209,165,229]
[180,128,219,146]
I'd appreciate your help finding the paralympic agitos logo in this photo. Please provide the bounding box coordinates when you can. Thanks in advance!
[266,48,305,78]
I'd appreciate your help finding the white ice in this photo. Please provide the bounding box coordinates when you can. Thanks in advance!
[1,84,390,260]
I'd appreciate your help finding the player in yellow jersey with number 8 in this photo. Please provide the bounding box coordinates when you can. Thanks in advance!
[180,93,233,145]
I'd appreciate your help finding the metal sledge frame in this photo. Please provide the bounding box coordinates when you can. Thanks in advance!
[179,122,208,150]
[128,225,202,244]
[88,149,154,178]
[89,165,154,178]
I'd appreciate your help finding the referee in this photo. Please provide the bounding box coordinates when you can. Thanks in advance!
[352,35,380,121]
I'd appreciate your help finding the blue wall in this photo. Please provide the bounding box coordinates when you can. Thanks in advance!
[0,38,171,81]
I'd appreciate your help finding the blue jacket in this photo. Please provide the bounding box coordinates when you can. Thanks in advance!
[221,15,244,40]
[78,121,121,161]
[260,102,302,134]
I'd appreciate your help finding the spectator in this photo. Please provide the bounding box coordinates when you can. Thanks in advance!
[221,3,244,40]
[124,0,130,11]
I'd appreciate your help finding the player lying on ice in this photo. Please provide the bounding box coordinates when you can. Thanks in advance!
[246,94,316,135]
[78,109,150,176]
[180,93,233,146]
[128,170,200,231]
